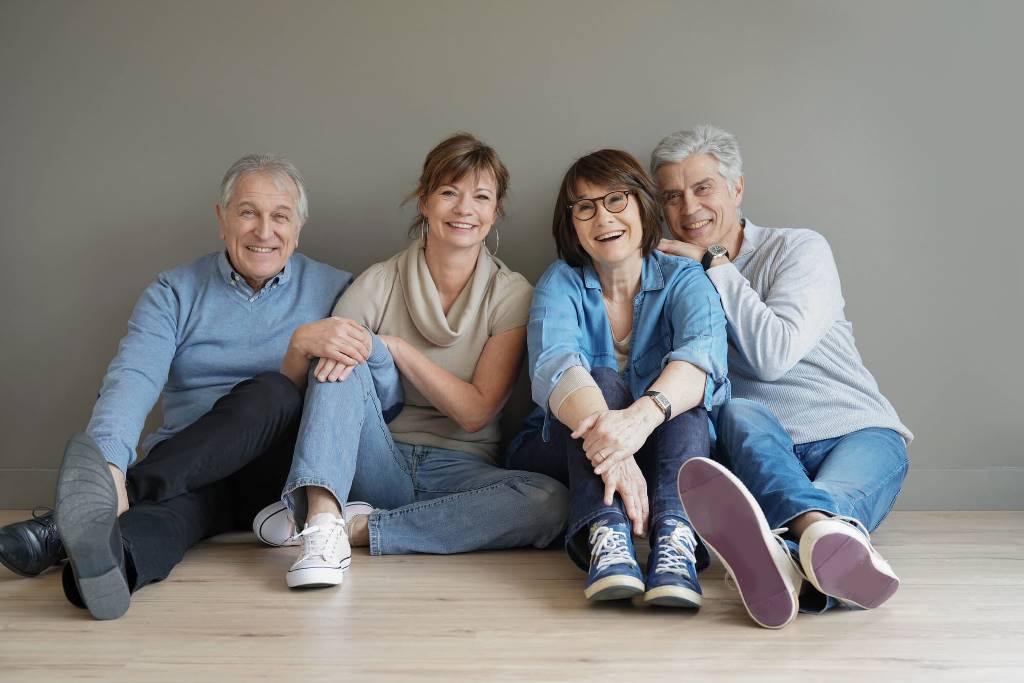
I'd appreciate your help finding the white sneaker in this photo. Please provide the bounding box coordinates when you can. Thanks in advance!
[254,500,374,547]
[286,513,352,589]
[799,516,900,609]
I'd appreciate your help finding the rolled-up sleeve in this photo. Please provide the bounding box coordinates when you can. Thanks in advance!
[663,264,730,409]
[527,263,591,436]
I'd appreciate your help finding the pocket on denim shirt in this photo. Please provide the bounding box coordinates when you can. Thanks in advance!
[632,335,671,380]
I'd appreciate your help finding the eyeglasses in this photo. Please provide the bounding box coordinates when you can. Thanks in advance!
[568,190,631,221]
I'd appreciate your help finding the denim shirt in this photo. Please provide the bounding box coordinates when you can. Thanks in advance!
[516,251,730,446]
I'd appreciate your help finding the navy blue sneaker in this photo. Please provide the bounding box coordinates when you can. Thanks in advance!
[643,518,703,608]
[584,517,644,601]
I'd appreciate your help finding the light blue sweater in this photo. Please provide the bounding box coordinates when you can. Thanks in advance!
[86,250,402,472]
[707,221,911,445]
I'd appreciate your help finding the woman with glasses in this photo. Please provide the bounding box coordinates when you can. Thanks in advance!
[272,133,568,589]
[506,149,729,606]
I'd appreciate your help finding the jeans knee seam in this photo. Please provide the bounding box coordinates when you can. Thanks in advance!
[387,474,534,517]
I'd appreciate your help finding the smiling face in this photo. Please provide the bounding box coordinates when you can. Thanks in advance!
[572,179,644,270]
[215,171,303,291]
[419,171,498,252]
[656,153,744,250]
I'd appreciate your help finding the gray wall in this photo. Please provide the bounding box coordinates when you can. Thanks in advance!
[1,0,1021,509]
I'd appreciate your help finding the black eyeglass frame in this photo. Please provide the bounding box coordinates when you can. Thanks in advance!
[567,190,632,221]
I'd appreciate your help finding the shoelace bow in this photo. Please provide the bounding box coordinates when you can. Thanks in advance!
[292,518,345,561]
[653,522,698,576]
[589,524,638,571]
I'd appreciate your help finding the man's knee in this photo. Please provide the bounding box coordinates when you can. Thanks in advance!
[716,398,778,438]
[246,371,303,414]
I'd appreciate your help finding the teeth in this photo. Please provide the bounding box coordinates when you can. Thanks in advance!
[596,231,625,242]
[688,219,711,230]
[247,246,274,253]
[448,222,475,229]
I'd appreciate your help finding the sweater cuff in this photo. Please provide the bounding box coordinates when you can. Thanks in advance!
[706,261,745,288]
[92,438,134,474]
[549,366,599,417]
[365,331,392,367]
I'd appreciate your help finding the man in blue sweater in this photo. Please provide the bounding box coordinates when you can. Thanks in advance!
[0,154,398,620]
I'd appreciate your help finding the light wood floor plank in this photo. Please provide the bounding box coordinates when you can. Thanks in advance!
[2,511,1022,682]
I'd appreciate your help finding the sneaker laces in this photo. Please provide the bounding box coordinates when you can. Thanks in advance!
[722,526,808,590]
[653,521,698,576]
[293,517,345,562]
[30,506,62,551]
[589,524,638,572]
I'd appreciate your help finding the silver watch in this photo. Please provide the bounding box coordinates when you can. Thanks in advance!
[701,244,729,270]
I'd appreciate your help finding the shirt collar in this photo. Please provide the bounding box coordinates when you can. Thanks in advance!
[736,218,765,259]
[581,254,666,292]
[216,250,292,289]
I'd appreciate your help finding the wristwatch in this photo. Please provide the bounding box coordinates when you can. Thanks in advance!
[642,390,672,423]
[701,244,729,270]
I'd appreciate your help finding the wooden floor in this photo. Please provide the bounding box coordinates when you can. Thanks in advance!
[1,511,1022,682]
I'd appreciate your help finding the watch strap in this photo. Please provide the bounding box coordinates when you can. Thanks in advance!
[701,245,729,271]
[642,390,672,423]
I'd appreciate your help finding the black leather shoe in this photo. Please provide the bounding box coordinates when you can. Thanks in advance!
[0,508,66,577]
[56,433,130,620]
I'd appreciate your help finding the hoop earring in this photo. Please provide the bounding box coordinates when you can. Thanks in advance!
[421,220,427,242]
[486,226,500,255]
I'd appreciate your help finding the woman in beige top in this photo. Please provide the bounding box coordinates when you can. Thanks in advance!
[275,133,568,589]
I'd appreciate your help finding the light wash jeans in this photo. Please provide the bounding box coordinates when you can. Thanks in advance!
[283,362,568,556]
[712,398,909,612]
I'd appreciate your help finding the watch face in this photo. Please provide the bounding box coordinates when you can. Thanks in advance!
[708,244,728,258]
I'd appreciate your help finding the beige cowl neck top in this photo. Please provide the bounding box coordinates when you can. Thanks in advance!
[334,237,533,459]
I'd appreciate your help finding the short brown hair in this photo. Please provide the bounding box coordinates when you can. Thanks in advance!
[407,133,510,238]
[552,149,663,267]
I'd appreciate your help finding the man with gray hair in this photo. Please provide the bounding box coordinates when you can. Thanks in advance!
[0,154,391,619]
[653,125,912,629]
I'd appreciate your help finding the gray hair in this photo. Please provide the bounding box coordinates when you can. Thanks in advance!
[650,124,744,195]
[219,154,309,220]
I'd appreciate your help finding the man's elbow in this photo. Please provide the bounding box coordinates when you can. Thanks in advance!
[751,359,797,382]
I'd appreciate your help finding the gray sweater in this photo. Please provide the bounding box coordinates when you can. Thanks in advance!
[707,221,912,446]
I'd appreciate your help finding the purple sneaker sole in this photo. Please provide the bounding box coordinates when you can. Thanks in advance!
[678,458,798,629]
[809,534,900,609]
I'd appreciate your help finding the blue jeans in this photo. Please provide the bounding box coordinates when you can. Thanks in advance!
[713,398,909,612]
[507,368,711,571]
[282,362,568,555]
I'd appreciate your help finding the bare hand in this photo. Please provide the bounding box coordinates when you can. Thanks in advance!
[601,458,649,536]
[291,317,371,366]
[313,357,355,383]
[657,238,704,262]
[573,406,657,475]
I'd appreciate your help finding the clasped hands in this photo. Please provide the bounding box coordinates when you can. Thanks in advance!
[572,403,661,536]
[289,316,374,383]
